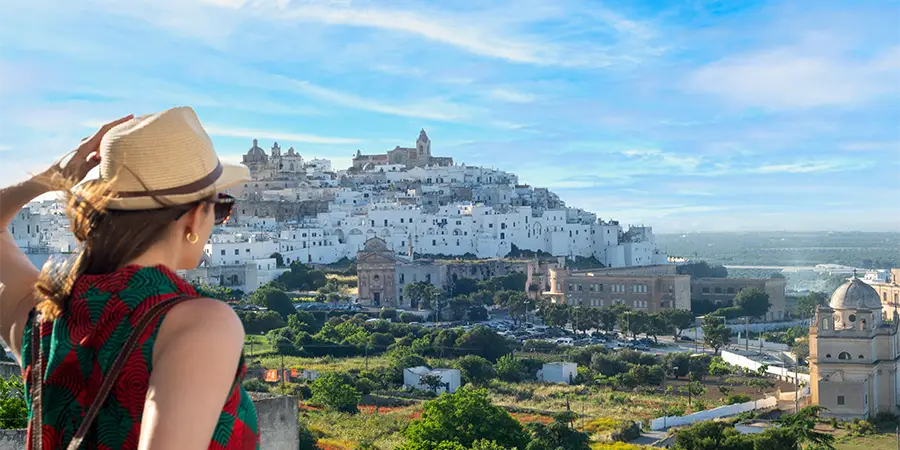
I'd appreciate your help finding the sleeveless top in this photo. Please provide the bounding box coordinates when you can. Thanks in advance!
[21,265,260,450]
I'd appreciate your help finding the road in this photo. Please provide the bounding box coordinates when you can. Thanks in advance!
[725,264,859,273]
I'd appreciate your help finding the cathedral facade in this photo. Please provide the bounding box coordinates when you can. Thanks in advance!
[241,139,305,180]
[809,275,900,420]
[352,129,453,170]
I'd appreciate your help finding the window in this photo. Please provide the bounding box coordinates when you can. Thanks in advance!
[432,239,436,246]
[858,354,864,359]
[399,274,405,283]
[837,395,845,406]
[727,287,735,294]
[221,250,226,255]
[848,314,856,322]
[714,287,722,294]
[401,218,405,223]
[245,249,250,253]
[384,219,388,226]
[838,352,851,360]
[702,287,710,294]
[373,274,380,281]
[426,274,431,283]
[826,354,831,358]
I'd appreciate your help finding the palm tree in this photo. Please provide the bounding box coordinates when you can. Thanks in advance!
[774,406,836,449]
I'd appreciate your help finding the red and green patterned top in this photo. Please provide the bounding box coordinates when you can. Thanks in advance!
[22,264,259,450]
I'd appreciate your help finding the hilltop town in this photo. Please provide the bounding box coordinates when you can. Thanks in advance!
[5,133,900,450]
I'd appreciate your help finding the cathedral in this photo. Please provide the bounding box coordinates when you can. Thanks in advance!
[809,274,900,420]
[241,139,305,180]
[352,129,453,170]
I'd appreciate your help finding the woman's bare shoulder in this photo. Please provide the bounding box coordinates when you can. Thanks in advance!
[153,297,244,363]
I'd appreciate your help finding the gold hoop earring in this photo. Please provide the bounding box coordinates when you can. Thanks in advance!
[186,231,199,244]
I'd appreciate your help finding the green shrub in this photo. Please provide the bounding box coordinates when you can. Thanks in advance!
[847,418,876,436]
[726,394,752,405]
[242,378,270,393]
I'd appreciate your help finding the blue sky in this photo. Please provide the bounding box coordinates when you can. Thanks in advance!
[1,0,898,233]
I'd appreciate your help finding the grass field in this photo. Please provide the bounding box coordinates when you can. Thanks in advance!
[835,433,897,450]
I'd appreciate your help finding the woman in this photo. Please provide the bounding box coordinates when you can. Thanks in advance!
[0,107,259,449]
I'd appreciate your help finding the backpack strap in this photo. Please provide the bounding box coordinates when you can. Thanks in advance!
[30,311,43,450]
[30,295,203,450]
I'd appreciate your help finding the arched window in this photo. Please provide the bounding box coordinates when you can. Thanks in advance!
[821,318,829,330]
[858,354,864,359]
[838,352,851,360]
[373,274,380,281]
[826,354,832,358]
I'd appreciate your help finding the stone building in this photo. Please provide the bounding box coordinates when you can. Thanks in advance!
[241,139,306,180]
[545,264,691,313]
[691,277,787,321]
[352,129,453,170]
[356,238,400,307]
[866,268,900,317]
[809,276,900,420]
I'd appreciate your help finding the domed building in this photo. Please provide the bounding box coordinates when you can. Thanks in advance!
[809,273,900,420]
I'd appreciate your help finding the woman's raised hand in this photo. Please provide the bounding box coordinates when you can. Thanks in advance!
[40,114,133,185]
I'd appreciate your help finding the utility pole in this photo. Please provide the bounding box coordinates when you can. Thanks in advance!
[794,356,799,413]
[280,352,285,392]
[745,317,749,352]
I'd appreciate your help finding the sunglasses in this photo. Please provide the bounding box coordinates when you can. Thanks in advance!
[205,193,236,225]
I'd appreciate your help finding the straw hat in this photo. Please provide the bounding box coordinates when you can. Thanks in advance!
[96,106,250,210]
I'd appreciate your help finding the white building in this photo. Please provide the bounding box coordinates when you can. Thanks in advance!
[403,366,461,394]
[537,362,578,384]
[264,201,666,268]
[8,207,42,248]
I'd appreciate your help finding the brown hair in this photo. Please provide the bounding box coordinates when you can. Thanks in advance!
[34,175,207,320]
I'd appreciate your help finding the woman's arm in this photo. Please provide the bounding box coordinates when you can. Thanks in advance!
[139,298,246,450]
[0,178,50,363]
[0,115,132,363]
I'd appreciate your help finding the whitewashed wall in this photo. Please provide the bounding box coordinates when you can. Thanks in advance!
[650,396,778,430]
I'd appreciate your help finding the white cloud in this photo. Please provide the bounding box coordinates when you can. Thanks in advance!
[287,79,477,121]
[755,161,845,174]
[102,0,658,68]
[620,148,702,170]
[488,88,536,103]
[203,125,363,145]
[81,120,362,145]
[686,45,900,110]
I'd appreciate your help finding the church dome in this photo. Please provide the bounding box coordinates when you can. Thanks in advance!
[247,139,266,157]
[829,276,882,310]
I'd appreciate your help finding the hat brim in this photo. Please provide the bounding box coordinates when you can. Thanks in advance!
[104,162,251,211]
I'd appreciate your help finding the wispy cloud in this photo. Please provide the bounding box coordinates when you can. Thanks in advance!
[620,148,703,170]
[287,79,477,121]
[754,160,866,174]
[686,44,900,110]
[81,120,363,145]
[488,88,536,103]
[203,125,363,145]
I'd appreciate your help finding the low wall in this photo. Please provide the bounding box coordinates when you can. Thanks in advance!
[721,350,810,384]
[730,337,791,352]
[650,396,778,431]
[0,429,26,449]
[252,394,299,450]
[0,395,298,450]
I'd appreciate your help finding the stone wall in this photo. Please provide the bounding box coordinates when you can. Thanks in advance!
[252,394,299,450]
[0,394,298,450]
[0,429,26,449]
